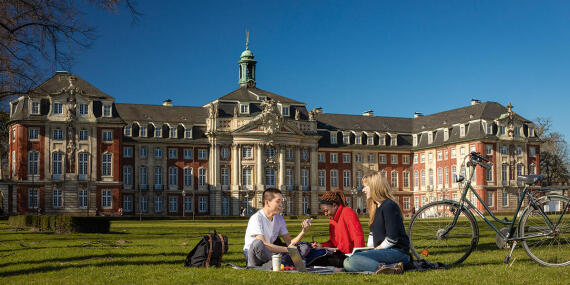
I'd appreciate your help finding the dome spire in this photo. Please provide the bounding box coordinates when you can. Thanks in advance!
[238,31,257,87]
[245,30,249,50]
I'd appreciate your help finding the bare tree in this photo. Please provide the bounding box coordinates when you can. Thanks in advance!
[535,117,569,186]
[0,0,140,100]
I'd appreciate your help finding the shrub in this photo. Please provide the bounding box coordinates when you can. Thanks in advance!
[8,215,110,233]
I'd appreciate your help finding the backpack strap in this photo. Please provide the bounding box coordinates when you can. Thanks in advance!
[217,234,225,266]
[205,234,213,268]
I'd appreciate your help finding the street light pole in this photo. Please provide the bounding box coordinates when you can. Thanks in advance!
[182,189,186,217]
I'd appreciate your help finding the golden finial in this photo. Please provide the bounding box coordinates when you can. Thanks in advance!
[246,30,249,50]
[507,102,513,113]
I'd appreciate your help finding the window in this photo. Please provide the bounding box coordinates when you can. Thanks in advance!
[380,136,386,145]
[428,132,433,144]
[78,152,88,178]
[368,154,376,163]
[343,153,351,163]
[286,169,294,188]
[355,135,362,144]
[53,128,63,140]
[403,197,410,210]
[437,151,442,161]
[421,170,426,187]
[502,191,509,207]
[301,169,309,189]
[140,166,148,187]
[391,154,398,164]
[330,153,338,163]
[451,166,457,182]
[403,171,409,188]
[451,149,456,158]
[528,127,534,137]
[240,103,249,113]
[79,129,88,141]
[529,164,536,175]
[79,104,89,115]
[302,150,309,161]
[444,167,449,186]
[330,132,337,144]
[318,170,326,187]
[487,123,492,135]
[413,155,418,164]
[169,167,178,186]
[460,147,465,156]
[286,149,294,160]
[501,146,507,155]
[266,147,275,158]
[124,195,133,212]
[444,129,449,141]
[303,197,309,215]
[184,196,192,212]
[343,134,350,144]
[420,154,425,163]
[31,101,40,114]
[140,127,147,137]
[501,164,508,183]
[367,135,374,145]
[221,147,229,159]
[391,171,398,188]
[168,148,178,159]
[53,103,63,114]
[412,135,418,146]
[102,130,113,142]
[124,126,131,137]
[318,152,325,162]
[28,128,39,140]
[486,166,493,181]
[403,155,409,164]
[198,149,207,160]
[155,127,162,138]
[103,105,112,117]
[415,196,420,209]
[487,192,494,207]
[102,190,112,209]
[52,152,63,176]
[123,147,132,158]
[140,147,147,158]
[123,166,132,185]
[141,196,148,212]
[184,149,193,159]
[486,144,493,155]
[330,170,338,188]
[343,170,351,188]
[514,127,520,136]
[154,166,163,188]
[428,153,433,162]
[170,127,177,138]
[102,153,112,176]
[28,151,39,175]
[52,189,62,208]
[437,168,443,186]
[444,150,448,159]
[242,168,252,188]
[221,167,229,186]
[222,197,229,216]
[265,168,276,187]
[28,189,39,208]
[154,148,163,158]
[169,196,178,213]
[355,153,362,163]
[198,168,207,186]
[356,171,363,187]
[184,168,193,187]
[185,128,192,139]
[78,189,88,208]
[414,171,419,188]
[242,147,252,159]
[460,124,466,137]
[281,106,289,116]
[529,146,536,157]
[199,197,208,213]
[516,146,522,155]
[516,164,523,177]
[154,196,163,212]
[499,126,505,135]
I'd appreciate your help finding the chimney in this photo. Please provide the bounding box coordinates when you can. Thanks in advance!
[162,99,173,107]
[414,112,424,118]
[471,99,481,105]
[362,110,374,117]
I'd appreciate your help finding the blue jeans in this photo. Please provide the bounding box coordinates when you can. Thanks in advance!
[343,248,410,272]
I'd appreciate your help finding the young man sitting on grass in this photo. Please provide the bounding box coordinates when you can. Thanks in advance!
[243,188,312,268]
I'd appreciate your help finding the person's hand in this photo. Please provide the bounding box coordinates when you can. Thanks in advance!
[301,218,312,232]
[311,242,322,249]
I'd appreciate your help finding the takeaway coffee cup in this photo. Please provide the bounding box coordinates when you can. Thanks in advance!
[272,254,281,271]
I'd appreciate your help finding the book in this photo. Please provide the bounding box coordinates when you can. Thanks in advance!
[345,247,375,257]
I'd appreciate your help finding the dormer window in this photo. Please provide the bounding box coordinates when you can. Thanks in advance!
[460,124,466,137]
[412,134,418,146]
[79,104,89,115]
[240,103,249,114]
[170,127,177,138]
[53,103,63,114]
[528,127,534,137]
[380,135,386,146]
[258,96,267,101]
[514,127,520,137]
[499,126,505,135]
[486,122,492,134]
[367,135,374,145]
[444,129,449,141]
[103,105,112,117]
[428,132,433,144]
[185,128,192,139]
[31,101,40,115]
[355,135,362,144]
[330,132,338,144]
[281,105,289,116]
[140,126,147,137]
[343,134,350,144]
[155,126,162,138]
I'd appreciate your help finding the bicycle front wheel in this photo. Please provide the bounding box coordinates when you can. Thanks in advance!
[520,195,570,266]
[408,201,479,267]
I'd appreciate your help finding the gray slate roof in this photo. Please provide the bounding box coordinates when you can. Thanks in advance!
[217,86,304,105]
[317,114,413,133]
[115,103,208,125]
[30,73,113,100]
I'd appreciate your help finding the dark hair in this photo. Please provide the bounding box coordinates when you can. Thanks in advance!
[263,188,282,202]
[319,189,347,207]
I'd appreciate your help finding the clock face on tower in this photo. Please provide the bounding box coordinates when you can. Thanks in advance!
[247,81,255,88]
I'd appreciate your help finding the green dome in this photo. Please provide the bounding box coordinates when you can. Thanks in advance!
[240,49,253,58]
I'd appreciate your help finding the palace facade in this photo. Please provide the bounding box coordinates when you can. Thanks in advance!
[1,46,541,217]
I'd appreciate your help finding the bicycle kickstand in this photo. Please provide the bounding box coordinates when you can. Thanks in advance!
[503,241,518,265]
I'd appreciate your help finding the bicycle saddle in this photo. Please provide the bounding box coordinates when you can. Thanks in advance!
[517,175,543,185]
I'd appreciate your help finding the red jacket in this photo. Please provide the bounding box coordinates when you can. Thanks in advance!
[321,205,365,254]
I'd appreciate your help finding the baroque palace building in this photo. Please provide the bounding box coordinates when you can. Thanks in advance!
[1,46,541,217]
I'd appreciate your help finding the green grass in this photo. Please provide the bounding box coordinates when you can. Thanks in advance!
[0,217,567,285]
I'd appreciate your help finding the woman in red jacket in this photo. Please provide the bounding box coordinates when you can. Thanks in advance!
[311,189,365,266]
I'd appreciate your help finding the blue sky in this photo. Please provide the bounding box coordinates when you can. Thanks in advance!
[69,1,569,140]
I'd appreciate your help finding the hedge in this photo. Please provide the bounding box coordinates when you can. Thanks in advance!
[8,215,110,233]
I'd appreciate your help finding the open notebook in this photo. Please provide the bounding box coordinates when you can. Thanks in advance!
[345,247,374,257]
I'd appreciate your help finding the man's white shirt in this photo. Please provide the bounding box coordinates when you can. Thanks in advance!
[243,209,289,251]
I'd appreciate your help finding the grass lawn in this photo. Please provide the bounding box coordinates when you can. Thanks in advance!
[0,217,567,284]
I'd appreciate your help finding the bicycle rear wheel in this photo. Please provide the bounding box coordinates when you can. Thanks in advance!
[408,201,479,267]
[519,195,570,266]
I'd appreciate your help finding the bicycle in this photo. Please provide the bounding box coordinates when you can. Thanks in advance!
[408,151,569,267]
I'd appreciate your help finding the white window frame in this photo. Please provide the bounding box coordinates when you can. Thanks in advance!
[198,168,207,186]
[198,149,207,160]
[343,170,351,188]
[240,103,249,114]
[330,132,338,144]
[31,101,40,114]
[330,170,338,188]
[184,149,193,159]
[102,130,113,142]
[79,103,89,115]
[102,190,112,209]
[103,104,112,117]
[53,102,63,114]
[28,127,39,140]
[102,153,112,177]
[318,170,326,187]
[330,153,338,163]
[79,129,88,141]
[53,128,64,140]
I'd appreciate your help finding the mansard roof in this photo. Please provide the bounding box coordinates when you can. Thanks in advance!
[115,103,208,125]
[317,114,413,133]
[30,73,114,100]
[216,86,304,105]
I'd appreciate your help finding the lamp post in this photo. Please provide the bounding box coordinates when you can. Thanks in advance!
[182,189,186,217]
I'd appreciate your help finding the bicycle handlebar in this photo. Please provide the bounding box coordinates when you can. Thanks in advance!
[469,151,492,170]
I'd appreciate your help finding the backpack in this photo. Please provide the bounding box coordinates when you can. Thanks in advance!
[184,230,228,267]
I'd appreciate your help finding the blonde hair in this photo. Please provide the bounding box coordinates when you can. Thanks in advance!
[363,172,395,225]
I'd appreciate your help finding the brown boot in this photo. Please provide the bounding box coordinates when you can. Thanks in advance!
[375,262,404,274]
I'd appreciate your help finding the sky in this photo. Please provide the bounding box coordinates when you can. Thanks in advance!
[67,0,569,140]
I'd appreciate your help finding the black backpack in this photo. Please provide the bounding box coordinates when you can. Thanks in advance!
[184,230,228,267]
